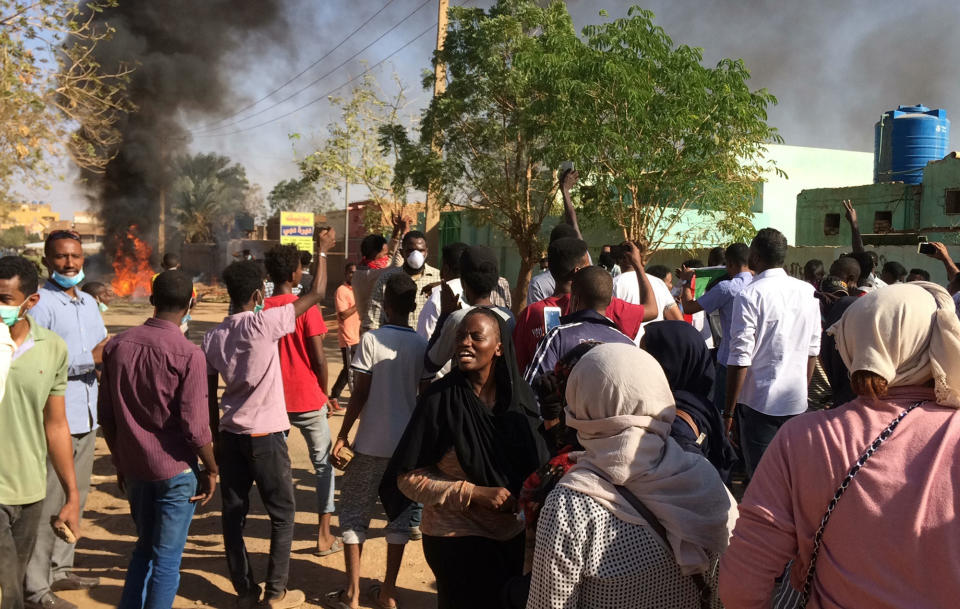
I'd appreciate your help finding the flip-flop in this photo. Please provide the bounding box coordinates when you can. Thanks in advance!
[315,537,344,557]
[322,589,352,609]
[367,583,400,609]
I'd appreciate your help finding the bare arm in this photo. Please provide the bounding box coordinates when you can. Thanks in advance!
[560,169,582,239]
[306,334,329,396]
[843,200,865,253]
[626,241,658,322]
[663,304,684,321]
[293,227,336,317]
[927,242,959,281]
[332,370,372,468]
[337,304,358,320]
[44,395,80,538]
[676,265,705,314]
[724,365,749,435]
[191,443,218,507]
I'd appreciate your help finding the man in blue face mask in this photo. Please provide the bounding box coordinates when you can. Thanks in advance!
[0,255,80,609]
[25,231,108,609]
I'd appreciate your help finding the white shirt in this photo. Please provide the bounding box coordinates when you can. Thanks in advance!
[726,268,821,416]
[614,272,676,343]
[416,278,462,340]
[350,325,430,458]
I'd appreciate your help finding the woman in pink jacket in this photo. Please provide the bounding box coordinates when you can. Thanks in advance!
[719,282,960,609]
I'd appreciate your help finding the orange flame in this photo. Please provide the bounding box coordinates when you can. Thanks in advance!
[111,227,155,298]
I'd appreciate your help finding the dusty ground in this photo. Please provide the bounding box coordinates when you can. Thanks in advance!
[58,300,438,608]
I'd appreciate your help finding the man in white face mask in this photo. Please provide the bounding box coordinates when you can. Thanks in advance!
[367,230,440,330]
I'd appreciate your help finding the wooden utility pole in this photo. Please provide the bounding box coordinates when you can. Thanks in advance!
[424,0,449,258]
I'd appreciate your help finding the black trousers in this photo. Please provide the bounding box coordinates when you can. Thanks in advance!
[218,432,296,600]
[422,532,524,609]
[737,404,797,479]
[330,344,358,400]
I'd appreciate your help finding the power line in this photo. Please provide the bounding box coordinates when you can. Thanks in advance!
[197,0,397,131]
[193,21,436,139]
[192,0,432,136]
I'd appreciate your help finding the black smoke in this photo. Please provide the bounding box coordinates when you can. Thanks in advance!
[79,1,290,254]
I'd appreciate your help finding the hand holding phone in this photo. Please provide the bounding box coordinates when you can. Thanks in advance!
[544,306,562,333]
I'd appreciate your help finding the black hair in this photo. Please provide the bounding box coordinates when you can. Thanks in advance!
[461,307,503,341]
[300,250,313,267]
[383,272,417,316]
[360,233,387,259]
[682,259,703,269]
[848,252,874,284]
[152,270,194,313]
[222,261,264,306]
[725,243,749,267]
[804,259,825,279]
[907,268,930,282]
[571,266,613,310]
[882,261,907,282]
[646,264,670,280]
[441,242,469,276]
[161,252,180,269]
[459,245,499,297]
[264,244,301,285]
[401,230,426,249]
[548,238,588,283]
[81,281,108,298]
[831,256,861,285]
[0,255,39,295]
[44,230,82,256]
[549,223,579,243]
[597,251,616,272]
[344,261,357,273]
[750,228,788,267]
[707,246,726,266]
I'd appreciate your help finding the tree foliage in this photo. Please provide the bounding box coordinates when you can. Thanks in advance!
[0,225,41,248]
[0,0,133,206]
[170,152,249,243]
[299,72,414,232]
[266,178,327,215]
[554,7,781,250]
[386,1,579,305]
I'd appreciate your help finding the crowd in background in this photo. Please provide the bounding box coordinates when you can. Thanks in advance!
[1,174,959,609]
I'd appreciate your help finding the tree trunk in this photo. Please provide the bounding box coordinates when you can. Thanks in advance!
[512,238,538,314]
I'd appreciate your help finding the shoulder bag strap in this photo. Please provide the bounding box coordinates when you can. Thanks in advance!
[615,484,712,609]
[796,399,926,608]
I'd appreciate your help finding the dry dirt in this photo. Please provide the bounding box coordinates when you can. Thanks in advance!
[58,300,438,608]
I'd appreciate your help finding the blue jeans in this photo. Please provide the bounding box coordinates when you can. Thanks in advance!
[288,407,335,515]
[119,469,199,609]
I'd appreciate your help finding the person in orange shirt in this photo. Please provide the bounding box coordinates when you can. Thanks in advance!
[329,263,359,413]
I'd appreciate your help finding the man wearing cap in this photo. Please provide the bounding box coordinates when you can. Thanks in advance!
[25,231,108,609]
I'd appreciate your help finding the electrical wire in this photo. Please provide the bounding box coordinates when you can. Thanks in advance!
[196,0,397,131]
[192,21,436,139]
[192,0,432,136]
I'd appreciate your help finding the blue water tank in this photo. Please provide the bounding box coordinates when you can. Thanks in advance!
[874,105,950,184]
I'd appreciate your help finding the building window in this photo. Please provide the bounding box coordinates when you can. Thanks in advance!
[874,210,892,233]
[947,189,960,214]
[824,213,840,236]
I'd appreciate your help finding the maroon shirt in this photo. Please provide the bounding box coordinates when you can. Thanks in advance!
[98,318,211,481]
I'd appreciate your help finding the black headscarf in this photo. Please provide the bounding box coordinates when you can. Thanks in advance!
[380,308,549,521]
[643,321,735,476]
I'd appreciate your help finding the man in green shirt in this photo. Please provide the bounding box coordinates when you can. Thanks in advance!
[0,256,79,609]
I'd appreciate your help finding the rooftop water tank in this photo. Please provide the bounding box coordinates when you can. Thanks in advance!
[874,105,950,184]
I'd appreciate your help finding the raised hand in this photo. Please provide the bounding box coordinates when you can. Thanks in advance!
[842,200,857,225]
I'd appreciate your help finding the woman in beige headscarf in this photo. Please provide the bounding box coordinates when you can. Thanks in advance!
[720,282,960,609]
[527,343,737,609]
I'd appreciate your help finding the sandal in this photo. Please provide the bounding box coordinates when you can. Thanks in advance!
[322,589,352,609]
[367,583,399,609]
[315,537,344,557]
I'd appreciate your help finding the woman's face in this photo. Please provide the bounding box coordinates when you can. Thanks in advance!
[455,313,502,372]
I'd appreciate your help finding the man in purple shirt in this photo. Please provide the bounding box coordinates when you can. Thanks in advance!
[203,228,333,609]
[98,270,218,609]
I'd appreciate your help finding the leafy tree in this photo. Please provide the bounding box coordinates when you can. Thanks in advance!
[0,225,42,248]
[170,152,249,243]
[0,0,133,206]
[556,7,781,250]
[299,72,414,233]
[385,1,579,306]
[266,178,328,215]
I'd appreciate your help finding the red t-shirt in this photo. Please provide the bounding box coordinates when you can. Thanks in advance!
[263,294,329,413]
[513,294,645,372]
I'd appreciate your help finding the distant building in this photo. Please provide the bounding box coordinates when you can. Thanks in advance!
[45,215,106,244]
[1,201,60,235]
[796,151,960,247]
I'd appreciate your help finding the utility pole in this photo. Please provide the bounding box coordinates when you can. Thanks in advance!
[424,0,449,258]
[343,178,350,262]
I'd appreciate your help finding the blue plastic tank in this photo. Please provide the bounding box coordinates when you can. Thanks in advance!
[874,105,950,184]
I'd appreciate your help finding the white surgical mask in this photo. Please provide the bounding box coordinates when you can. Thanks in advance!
[406,250,426,270]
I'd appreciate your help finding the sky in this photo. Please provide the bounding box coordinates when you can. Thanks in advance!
[30,0,960,219]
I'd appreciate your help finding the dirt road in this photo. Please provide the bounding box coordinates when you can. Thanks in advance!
[59,301,438,608]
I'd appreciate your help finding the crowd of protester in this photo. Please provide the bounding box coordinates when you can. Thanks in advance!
[1,181,959,609]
